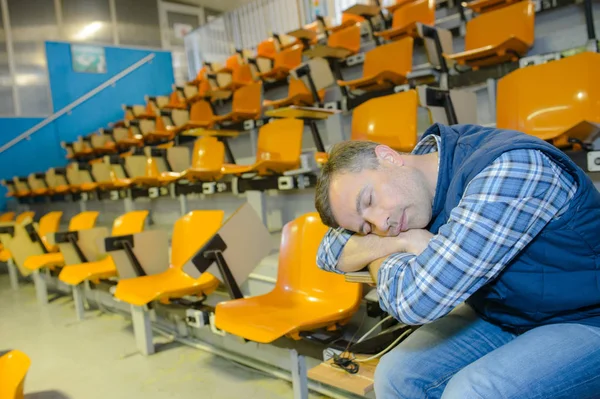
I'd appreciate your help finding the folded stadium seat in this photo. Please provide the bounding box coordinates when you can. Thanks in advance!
[251,38,278,75]
[1,180,17,198]
[125,145,189,187]
[162,91,188,110]
[0,212,15,222]
[337,37,413,92]
[257,45,303,82]
[321,12,365,34]
[304,24,362,60]
[160,136,226,183]
[112,123,144,149]
[374,0,435,41]
[89,129,117,155]
[70,163,100,193]
[497,51,600,149]
[315,90,419,164]
[215,213,362,343]
[443,0,534,70]
[212,82,263,125]
[23,211,99,273]
[59,210,149,287]
[72,137,94,158]
[0,350,31,399]
[145,99,215,143]
[114,210,223,306]
[12,177,31,198]
[27,173,51,196]
[15,211,34,224]
[465,0,524,13]
[386,0,420,14]
[45,168,72,195]
[263,78,325,109]
[213,54,254,92]
[91,160,132,190]
[221,118,304,176]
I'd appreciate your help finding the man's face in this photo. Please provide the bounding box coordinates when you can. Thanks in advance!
[328,146,433,236]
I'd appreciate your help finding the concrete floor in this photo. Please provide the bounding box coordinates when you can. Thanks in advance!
[0,273,325,399]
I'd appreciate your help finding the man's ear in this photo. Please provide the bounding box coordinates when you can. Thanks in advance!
[375,145,403,166]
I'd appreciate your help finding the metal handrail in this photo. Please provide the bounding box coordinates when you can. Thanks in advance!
[0,53,156,154]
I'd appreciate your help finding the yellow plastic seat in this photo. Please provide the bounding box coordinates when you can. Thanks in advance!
[163,91,188,110]
[0,212,15,222]
[37,211,63,253]
[0,248,11,262]
[0,350,31,399]
[167,137,225,182]
[465,0,524,13]
[497,51,600,149]
[351,90,419,152]
[114,210,224,306]
[338,37,413,92]
[327,24,361,56]
[444,0,534,70]
[215,54,254,91]
[96,166,133,191]
[59,210,149,286]
[23,211,99,272]
[221,118,304,176]
[15,212,34,224]
[258,45,303,81]
[212,82,263,124]
[215,213,362,343]
[375,0,435,41]
[263,78,325,109]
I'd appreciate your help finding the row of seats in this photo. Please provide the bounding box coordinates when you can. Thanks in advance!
[6,49,599,200]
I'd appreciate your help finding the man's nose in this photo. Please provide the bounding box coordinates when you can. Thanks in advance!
[364,209,388,235]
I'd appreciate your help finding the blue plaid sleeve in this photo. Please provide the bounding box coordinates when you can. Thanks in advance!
[316,227,354,274]
[377,149,578,325]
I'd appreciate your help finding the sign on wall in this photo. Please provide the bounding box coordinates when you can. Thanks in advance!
[71,44,106,73]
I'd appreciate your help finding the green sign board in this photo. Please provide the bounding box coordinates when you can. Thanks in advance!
[71,44,106,73]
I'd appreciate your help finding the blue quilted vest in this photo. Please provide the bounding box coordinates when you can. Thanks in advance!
[424,123,600,333]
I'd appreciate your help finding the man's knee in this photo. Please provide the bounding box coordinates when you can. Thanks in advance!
[442,366,503,399]
[374,346,446,399]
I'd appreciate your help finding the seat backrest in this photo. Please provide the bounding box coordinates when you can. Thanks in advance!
[275,45,303,69]
[190,99,214,123]
[171,210,224,269]
[191,137,225,170]
[257,38,277,59]
[27,174,45,191]
[341,12,364,24]
[256,118,304,164]
[0,350,31,399]
[232,81,262,115]
[392,0,436,28]
[16,212,34,224]
[291,57,335,92]
[327,24,361,54]
[65,163,81,185]
[352,90,419,152]
[68,211,99,231]
[466,0,535,50]
[91,162,112,182]
[0,212,15,222]
[111,210,149,236]
[363,36,413,78]
[45,168,68,189]
[225,54,241,71]
[274,213,362,303]
[497,51,600,141]
[39,211,63,251]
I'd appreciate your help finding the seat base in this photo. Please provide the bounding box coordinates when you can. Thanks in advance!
[374,22,419,41]
[59,256,117,286]
[444,37,531,70]
[114,268,219,306]
[24,252,64,271]
[338,71,407,92]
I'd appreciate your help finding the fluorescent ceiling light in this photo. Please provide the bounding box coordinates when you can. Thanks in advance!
[74,21,103,40]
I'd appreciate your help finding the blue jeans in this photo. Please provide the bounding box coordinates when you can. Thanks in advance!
[375,304,600,399]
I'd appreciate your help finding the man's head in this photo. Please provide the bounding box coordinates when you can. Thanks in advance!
[315,140,434,236]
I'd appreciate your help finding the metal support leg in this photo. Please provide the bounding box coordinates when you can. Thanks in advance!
[7,258,19,290]
[325,113,346,144]
[131,305,154,356]
[290,349,309,399]
[124,197,134,212]
[79,200,87,212]
[486,78,497,122]
[178,194,188,216]
[32,270,48,305]
[72,284,85,321]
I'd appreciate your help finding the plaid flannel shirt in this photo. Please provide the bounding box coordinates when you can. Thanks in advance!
[316,134,578,324]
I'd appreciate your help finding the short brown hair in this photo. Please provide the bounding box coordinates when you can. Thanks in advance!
[315,140,380,228]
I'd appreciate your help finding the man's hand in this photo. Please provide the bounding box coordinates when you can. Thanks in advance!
[398,229,434,255]
[337,234,407,273]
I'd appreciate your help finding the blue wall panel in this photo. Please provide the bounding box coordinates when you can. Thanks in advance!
[46,42,174,143]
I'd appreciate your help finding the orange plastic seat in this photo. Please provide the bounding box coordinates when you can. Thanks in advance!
[327,24,361,56]
[23,211,99,272]
[326,13,365,33]
[212,82,263,124]
[444,0,535,70]
[338,37,413,92]
[114,210,223,306]
[95,167,133,191]
[215,213,362,343]
[214,54,254,91]
[375,0,435,41]
[221,118,304,176]
[314,151,329,166]
[497,51,600,148]
[0,248,11,262]
[163,91,188,110]
[179,99,215,131]
[351,90,419,152]
[465,0,524,13]
[258,45,303,81]
[0,212,15,222]
[129,156,173,187]
[167,137,225,182]
[263,78,325,109]
[15,212,34,224]
[59,211,149,286]
[37,211,63,253]
[386,0,419,14]
[0,350,31,399]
